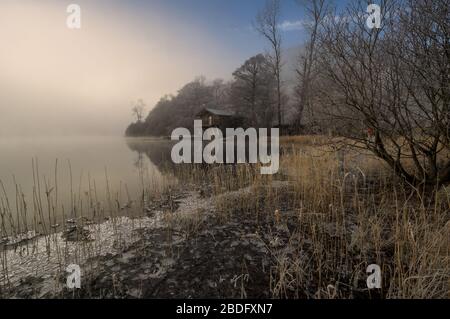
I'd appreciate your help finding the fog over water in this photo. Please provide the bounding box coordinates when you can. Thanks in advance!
[0,0,245,137]
[0,0,285,227]
[0,0,297,213]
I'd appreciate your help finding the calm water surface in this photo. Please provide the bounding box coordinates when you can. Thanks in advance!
[0,136,174,233]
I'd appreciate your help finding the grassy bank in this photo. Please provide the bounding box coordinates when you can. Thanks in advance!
[1,137,448,298]
[170,136,449,298]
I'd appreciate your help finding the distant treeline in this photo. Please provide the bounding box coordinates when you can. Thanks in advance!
[126,77,238,137]
[126,53,293,137]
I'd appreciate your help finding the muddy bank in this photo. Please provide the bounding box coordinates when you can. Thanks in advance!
[2,181,381,299]
[59,211,276,298]
[1,184,279,298]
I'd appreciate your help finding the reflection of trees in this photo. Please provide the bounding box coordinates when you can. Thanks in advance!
[133,151,144,171]
[125,138,262,181]
[126,139,177,176]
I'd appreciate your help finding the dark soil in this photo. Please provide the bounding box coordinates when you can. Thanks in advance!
[54,210,279,299]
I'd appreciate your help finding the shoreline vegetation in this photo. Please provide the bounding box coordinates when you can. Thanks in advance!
[1,136,448,298]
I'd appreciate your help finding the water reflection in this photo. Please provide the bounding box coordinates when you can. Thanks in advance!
[125,137,278,174]
[126,138,176,175]
[0,137,172,236]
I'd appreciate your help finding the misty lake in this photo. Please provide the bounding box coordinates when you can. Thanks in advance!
[0,136,176,235]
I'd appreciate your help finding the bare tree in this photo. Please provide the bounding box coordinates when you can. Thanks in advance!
[231,54,276,127]
[131,99,146,123]
[255,0,283,127]
[294,0,331,128]
[315,0,450,188]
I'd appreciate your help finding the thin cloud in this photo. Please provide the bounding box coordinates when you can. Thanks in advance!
[279,20,304,31]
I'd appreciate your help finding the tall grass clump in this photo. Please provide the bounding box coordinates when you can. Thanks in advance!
[197,139,449,299]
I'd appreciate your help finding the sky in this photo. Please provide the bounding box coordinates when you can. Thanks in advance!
[0,0,319,137]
